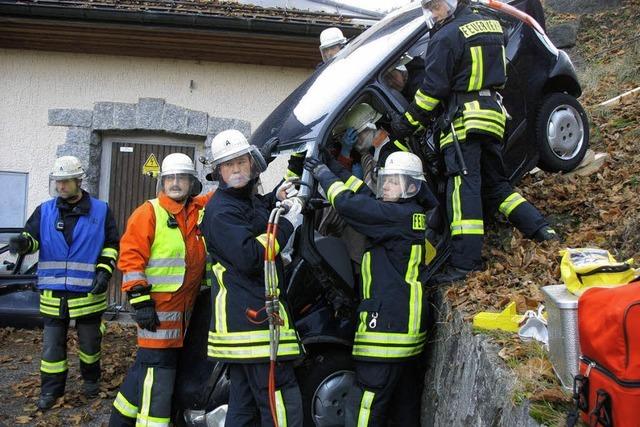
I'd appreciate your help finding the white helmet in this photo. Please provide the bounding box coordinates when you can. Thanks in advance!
[319,27,347,50]
[50,156,85,180]
[49,156,85,198]
[338,103,383,135]
[209,129,266,188]
[421,0,458,29]
[319,27,347,62]
[161,153,197,177]
[376,152,426,201]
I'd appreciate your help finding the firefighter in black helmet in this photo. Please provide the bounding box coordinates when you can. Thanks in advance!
[392,0,557,284]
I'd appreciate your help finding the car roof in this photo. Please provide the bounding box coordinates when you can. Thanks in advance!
[250,2,425,154]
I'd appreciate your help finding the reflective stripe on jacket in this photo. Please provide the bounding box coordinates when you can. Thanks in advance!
[37,197,106,292]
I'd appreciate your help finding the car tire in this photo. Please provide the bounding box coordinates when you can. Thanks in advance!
[535,92,589,172]
[296,346,355,427]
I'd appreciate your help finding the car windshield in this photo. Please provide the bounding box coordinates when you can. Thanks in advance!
[250,3,424,154]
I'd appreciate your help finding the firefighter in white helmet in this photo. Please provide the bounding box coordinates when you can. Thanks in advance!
[319,27,347,62]
[110,153,213,426]
[303,151,438,426]
[200,129,304,426]
[9,155,119,410]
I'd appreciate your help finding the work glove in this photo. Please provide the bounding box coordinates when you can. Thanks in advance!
[128,286,160,332]
[89,268,111,294]
[9,234,31,255]
[303,157,333,182]
[340,128,359,157]
[276,179,299,202]
[281,197,304,230]
[389,111,417,139]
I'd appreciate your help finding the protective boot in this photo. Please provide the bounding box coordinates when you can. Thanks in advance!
[37,393,60,410]
[430,265,472,285]
[83,380,100,398]
[533,225,560,242]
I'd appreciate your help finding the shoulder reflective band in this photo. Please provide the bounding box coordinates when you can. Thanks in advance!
[211,263,228,333]
[468,46,484,92]
[405,244,423,335]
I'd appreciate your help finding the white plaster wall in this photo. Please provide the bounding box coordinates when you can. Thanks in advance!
[0,48,311,215]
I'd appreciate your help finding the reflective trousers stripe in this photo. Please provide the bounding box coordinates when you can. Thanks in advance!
[499,192,526,217]
[275,389,288,427]
[41,358,68,374]
[40,291,107,318]
[468,46,484,91]
[357,391,375,427]
[114,391,138,419]
[78,350,101,364]
[136,367,170,426]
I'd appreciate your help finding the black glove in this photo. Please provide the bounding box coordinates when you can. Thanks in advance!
[389,111,417,139]
[89,268,111,294]
[135,305,160,332]
[303,157,331,180]
[128,286,160,331]
[9,234,31,255]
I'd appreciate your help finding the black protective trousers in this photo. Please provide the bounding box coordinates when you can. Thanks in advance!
[226,362,303,427]
[444,133,549,270]
[40,314,103,397]
[109,348,179,427]
[345,358,424,427]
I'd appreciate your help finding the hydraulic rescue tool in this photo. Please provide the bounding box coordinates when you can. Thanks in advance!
[246,203,289,426]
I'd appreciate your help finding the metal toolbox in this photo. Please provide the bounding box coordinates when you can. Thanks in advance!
[542,284,580,389]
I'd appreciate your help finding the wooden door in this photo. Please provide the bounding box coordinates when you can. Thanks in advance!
[107,142,195,309]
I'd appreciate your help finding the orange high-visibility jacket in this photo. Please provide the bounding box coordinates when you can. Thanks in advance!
[118,191,213,348]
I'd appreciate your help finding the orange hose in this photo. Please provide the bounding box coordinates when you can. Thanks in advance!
[269,359,278,426]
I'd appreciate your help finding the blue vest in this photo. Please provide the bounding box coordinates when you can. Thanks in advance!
[37,197,107,292]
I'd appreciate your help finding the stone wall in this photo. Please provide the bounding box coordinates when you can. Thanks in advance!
[421,292,540,426]
[48,98,251,196]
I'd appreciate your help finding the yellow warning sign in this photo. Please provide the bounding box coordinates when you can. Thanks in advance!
[143,153,160,177]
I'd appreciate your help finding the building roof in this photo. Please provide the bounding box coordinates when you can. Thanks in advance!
[0,0,375,68]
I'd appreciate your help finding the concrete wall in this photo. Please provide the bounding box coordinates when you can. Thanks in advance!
[0,48,311,214]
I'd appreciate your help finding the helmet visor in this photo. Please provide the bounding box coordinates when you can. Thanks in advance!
[156,173,199,200]
[49,177,82,199]
[375,171,421,201]
[320,44,343,62]
[212,148,266,190]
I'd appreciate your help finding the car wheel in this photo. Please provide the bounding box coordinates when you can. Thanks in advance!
[535,92,589,172]
[296,347,355,427]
